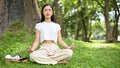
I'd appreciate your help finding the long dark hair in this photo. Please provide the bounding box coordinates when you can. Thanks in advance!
[41,4,54,22]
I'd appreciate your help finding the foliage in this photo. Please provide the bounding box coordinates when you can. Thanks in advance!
[37,0,54,10]
[91,21,106,40]
[36,0,120,41]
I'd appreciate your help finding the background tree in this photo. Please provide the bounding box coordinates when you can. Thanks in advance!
[0,0,119,42]
[95,0,120,42]
[0,0,40,38]
[74,0,81,40]
[54,0,67,37]
[111,0,120,41]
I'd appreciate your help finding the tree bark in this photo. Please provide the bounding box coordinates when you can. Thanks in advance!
[23,0,41,30]
[104,0,113,42]
[54,0,67,37]
[81,15,88,42]
[0,0,40,37]
[112,0,119,42]
[0,0,8,37]
[74,13,79,40]
[74,0,81,40]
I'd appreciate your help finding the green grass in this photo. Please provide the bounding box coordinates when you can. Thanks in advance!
[0,23,120,68]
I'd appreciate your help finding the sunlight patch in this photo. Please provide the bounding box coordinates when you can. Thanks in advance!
[91,44,120,49]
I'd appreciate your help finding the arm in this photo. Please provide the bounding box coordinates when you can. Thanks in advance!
[28,29,40,53]
[58,30,75,49]
[57,30,69,48]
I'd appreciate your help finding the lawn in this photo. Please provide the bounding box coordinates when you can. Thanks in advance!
[0,23,120,68]
[0,37,120,68]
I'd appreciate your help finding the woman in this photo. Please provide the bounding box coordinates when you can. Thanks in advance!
[28,4,75,65]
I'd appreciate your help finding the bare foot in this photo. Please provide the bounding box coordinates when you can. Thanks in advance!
[10,58,28,62]
[58,60,68,64]
[11,59,20,62]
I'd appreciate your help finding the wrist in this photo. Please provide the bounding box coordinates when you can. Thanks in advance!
[66,46,70,49]
[30,48,34,52]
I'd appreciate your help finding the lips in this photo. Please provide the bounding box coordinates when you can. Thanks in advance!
[46,14,50,16]
[46,15,50,16]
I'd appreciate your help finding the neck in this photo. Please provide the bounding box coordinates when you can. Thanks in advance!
[45,18,51,23]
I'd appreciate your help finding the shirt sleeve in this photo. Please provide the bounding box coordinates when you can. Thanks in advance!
[35,23,40,30]
[56,24,61,31]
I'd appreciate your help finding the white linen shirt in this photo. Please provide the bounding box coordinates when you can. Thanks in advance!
[35,22,61,43]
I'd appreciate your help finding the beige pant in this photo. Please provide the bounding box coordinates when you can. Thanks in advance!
[30,43,73,65]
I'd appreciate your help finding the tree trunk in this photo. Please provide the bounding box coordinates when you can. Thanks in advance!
[23,0,41,30]
[104,0,113,42]
[0,0,40,37]
[112,22,118,41]
[74,0,81,40]
[0,0,8,37]
[81,16,88,42]
[54,0,67,37]
[74,12,80,40]
[112,0,119,42]
[74,18,79,40]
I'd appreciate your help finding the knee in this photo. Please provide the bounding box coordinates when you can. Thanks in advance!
[65,49,73,57]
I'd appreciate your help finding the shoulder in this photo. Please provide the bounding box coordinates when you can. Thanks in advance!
[35,22,45,27]
[52,22,60,26]
[35,22,44,30]
[36,22,43,25]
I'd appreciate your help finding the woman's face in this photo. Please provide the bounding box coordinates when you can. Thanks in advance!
[43,5,53,19]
